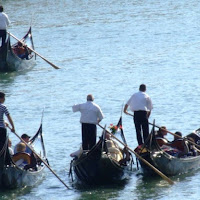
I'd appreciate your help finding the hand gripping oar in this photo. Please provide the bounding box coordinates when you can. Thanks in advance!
[9,127,70,189]
[7,31,60,69]
[98,124,174,185]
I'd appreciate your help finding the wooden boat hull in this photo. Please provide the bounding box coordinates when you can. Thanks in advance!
[137,128,200,176]
[0,27,35,72]
[72,138,133,185]
[73,153,131,184]
[0,165,45,189]
[139,150,200,176]
[0,123,47,189]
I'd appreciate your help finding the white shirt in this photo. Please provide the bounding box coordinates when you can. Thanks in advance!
[72,101,104,124]
[0,12,10,30]
[9,147,14,155]
[126,91,153,112]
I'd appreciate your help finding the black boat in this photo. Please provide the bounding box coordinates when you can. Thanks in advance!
[0,123,47,189]
[70,118,134,185]
[0,27,35,72]
[135,124,200,176]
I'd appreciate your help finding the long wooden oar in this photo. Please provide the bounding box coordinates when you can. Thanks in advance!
[98,124,174,185]
[7,31,60,69]
[8,127,70,189]
[126,112,200,150]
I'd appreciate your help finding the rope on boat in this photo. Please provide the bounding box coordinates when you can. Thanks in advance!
[136,158,139,170]
[68,160,74,182]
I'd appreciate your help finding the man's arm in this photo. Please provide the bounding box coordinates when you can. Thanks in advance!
[124,104,134,116]
[72,104,80,112]
[124,104,129,115]
[7,114,15,133]
[147,111,151,118]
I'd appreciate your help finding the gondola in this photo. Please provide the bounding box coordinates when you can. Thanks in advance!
[135,124,200,176]
[0,27,35,72]
[69,118,134,185]
[0,123,47,189]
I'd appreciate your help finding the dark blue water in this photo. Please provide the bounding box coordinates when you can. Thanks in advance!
[1,0,200,199]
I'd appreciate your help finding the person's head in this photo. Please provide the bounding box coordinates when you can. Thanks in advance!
[105,132,111,140]
[8,139,12,147]
[174,131,182,140]
[16,142,26,152]
[139,84,146,92]
[21,133,30,143]
[0,92,5,103]
[158,126,167,137]
[17,42,23,47]
[87,94,94,101]
[0,6,3,12]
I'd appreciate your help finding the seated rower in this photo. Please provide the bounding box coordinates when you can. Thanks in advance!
[186,137,198,156]
[170,132,189,157]
[8,138,14,156]
[105,132,123,161]
[155,126,169,146]
[12,142,31,168]
[13,41,29,59]
[14,133,32,154]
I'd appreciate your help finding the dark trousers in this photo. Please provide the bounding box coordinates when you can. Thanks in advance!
[133,111,149,145]
[0,127,11,165]
[0,30,7,47]
[0,127,7,150]
[82,123,97,150]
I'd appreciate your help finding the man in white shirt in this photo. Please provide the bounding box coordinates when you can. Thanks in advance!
[0,5,10,47]
[72,94,104,150]
[124,84,153,145]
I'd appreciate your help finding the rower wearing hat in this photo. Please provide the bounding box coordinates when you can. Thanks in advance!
[14,133,32,154]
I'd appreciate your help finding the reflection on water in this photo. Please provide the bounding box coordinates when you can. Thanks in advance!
[0,186,32,200]
[0,73,16,85]
[74,182,127,200]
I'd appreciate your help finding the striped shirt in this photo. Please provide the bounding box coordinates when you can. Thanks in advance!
[0,103,9,128]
